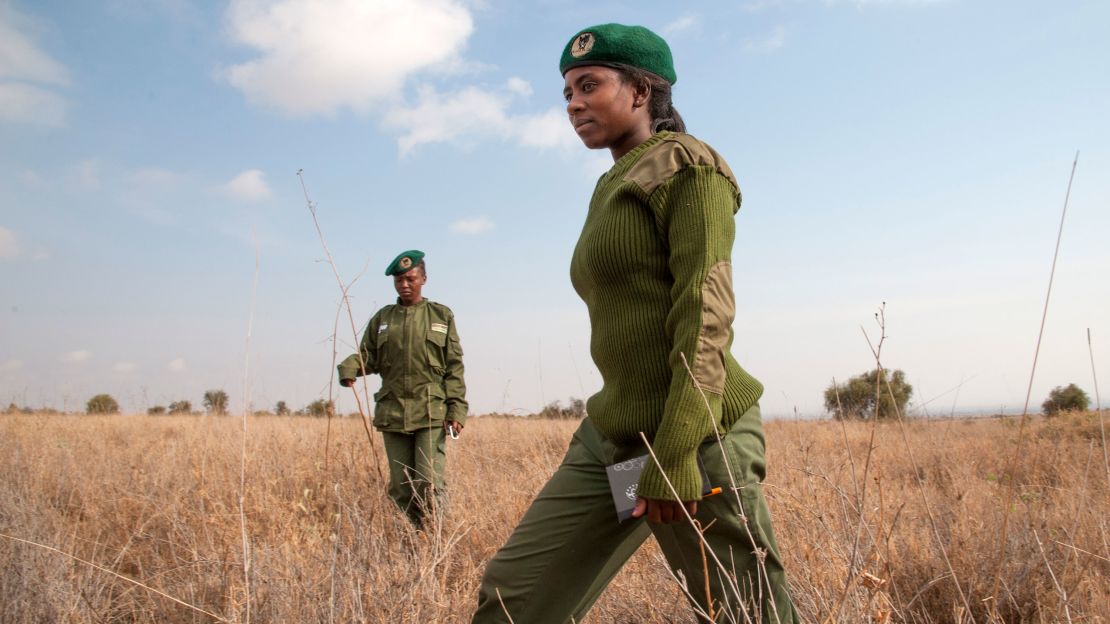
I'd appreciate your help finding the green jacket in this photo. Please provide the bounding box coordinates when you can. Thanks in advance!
[338,299,468,433]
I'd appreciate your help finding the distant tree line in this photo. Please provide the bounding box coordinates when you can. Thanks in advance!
[4,381,1096,420]
[143,390,229,416]
[538,398,587,419]
[821,369,1095,420]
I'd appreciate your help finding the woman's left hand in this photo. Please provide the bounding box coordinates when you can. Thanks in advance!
[631,497,697,524]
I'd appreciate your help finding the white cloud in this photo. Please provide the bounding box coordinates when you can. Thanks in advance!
[0,82,66,126]
[664,14,701,35]
[0,226,19,257]
[505,77,532,97]
[515,108,576,150]
[0,4,70,126]
[167,358,186,372]
[384,84,576,155]
[1,359,22,372]
[222,0,473,116]
[61,350,92,363]
[223,169,272,201]
[113,361,137,374]
[449,216,494,235]
[0,226,48,260]
[0,6,70,84]
[744,26,787,53]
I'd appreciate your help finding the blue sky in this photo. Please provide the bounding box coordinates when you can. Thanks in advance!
[2,0,1107,418]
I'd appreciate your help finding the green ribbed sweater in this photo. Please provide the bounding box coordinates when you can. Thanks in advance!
[570,131,764,501]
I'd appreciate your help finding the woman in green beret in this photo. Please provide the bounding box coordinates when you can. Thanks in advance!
[338,250,468,529]
[471,23,798,624]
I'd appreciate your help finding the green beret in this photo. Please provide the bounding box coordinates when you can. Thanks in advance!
[559,23,676,85]
[385,249,425,276]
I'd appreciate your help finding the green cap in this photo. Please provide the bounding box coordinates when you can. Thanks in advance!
[385,249,425,276]
[559,23,676,85]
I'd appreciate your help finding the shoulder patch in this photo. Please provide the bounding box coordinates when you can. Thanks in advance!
[623,134,739,197]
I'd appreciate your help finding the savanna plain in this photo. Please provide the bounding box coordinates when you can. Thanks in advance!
[1,410,1107,623]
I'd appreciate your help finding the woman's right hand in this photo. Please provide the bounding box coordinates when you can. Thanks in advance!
[631,497,697,524]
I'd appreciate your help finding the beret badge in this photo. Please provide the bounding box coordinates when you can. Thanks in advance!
[399,257,413,270]
[571,32,595,58]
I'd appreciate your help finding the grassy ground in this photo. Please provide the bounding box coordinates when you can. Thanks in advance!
[1,411,1107,623]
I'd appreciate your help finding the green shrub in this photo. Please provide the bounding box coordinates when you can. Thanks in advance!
[168,400,192,414]
[305,399,335,418]
[824,369,913,420]
[86,394,120,414]
[1042,383,1090,415]
[203,390,229,415]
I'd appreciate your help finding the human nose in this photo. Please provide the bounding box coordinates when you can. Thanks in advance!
[566,92,585,115]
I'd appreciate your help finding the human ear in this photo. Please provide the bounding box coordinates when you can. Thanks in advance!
[632,80,651,108]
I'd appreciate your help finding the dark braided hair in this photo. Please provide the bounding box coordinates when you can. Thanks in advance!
[613,64,686,134]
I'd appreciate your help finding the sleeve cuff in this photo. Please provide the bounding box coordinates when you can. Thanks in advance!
[637,388,722,500]
[337,354,362,382]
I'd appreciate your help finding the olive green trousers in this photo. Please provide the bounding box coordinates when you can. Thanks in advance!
[381,427,446,527]
[472,405,797,623]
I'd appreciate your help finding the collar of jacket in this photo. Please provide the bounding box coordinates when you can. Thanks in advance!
[394,298,428,308]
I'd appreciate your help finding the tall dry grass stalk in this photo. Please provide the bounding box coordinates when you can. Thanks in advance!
[1088,328,1109,498]
[237,236,261,623]
[990,152,1080,611]
[2,411,1107,622]
[297,169,381,482]
[865,306,972,620]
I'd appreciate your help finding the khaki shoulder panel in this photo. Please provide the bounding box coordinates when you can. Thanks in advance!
[623,133,739,197]
[692,261,735,394]
[425,300,454,319]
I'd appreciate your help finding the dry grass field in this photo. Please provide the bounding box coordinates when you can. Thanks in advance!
[1,411,1107,623]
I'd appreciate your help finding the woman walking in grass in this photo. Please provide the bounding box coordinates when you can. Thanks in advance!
[338,250,468,529]
[471,23,798,623]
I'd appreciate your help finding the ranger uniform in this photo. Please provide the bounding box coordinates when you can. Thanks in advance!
[471,24,797,623]
[338,250,468,527]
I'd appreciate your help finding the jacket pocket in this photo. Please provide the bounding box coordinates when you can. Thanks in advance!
[426,330,447,369]
[425,383,448,422]
[372,387,398,429]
